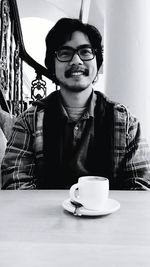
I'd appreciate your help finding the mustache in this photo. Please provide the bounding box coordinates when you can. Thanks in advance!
[65,66,89,78]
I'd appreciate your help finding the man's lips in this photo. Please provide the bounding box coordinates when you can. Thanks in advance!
[65,67,89,78]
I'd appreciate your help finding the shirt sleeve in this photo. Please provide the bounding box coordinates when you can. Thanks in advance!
[121,113,150,190]
[1,111,36,189]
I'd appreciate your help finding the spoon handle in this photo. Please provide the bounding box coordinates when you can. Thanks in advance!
[71,201,82,216]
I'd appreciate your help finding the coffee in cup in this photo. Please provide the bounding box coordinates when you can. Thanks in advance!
[69,176,109,211]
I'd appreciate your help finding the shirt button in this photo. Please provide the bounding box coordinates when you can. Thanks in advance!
[74,125,79,131]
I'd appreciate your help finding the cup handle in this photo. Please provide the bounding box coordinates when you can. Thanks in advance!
[69,183,80,203]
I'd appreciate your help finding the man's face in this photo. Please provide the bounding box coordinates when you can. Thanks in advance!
[55,31,97,92]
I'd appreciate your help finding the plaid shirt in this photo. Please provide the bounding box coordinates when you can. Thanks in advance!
[1,91,150,190]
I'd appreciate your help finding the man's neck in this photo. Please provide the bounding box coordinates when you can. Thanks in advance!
[60,87,93,108]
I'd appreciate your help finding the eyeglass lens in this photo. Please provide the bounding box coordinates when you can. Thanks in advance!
[56,47,95,62]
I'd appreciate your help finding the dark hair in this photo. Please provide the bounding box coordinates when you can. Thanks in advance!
[45,18,103,84]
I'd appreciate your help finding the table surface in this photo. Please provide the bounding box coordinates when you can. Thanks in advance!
[0,190,150,267]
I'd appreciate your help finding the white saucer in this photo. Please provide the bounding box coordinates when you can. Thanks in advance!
[62,198,120,216]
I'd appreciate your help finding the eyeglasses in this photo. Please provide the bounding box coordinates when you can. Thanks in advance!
[55,46,96,62]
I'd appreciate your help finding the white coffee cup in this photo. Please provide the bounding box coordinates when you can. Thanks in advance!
[69,176,109,211]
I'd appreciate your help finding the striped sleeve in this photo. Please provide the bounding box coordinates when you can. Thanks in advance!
[114,104,150,190]
[1,107,36,189]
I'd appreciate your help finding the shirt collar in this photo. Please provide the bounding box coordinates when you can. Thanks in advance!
[59,89,97,120]
[83,89,97,119]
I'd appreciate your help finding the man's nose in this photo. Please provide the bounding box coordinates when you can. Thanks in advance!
[69,53,83,65]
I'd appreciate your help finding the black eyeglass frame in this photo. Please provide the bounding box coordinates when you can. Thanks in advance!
[55,45,97,62]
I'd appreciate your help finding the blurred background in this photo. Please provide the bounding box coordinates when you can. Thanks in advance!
[1,0,150,143]
[17,0,104,95]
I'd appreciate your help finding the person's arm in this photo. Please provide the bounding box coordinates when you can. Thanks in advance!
[1,110,36,189]
[0,106,16,140]
[121,113,150,190]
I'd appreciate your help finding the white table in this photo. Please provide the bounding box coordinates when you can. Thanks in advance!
[0,190,150,267]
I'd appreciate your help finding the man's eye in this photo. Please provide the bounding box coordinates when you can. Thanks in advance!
[59,50,71,57]
[80,48,92,55]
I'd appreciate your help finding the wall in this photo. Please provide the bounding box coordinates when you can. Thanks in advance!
[104,0,150,144]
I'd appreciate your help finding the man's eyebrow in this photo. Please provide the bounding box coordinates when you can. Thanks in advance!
[59,44,92,50]
[59,46,73,50]
[77,44,93,49]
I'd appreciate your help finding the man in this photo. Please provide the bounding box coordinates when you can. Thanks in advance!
[1,18,150,189]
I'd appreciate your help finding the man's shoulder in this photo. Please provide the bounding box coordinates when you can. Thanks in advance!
[94,90,129,115]
[19,104,40,118]
[32,90,59,108]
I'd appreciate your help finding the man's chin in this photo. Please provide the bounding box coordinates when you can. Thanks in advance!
[65,83,89,92]
[59,80,89,92]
